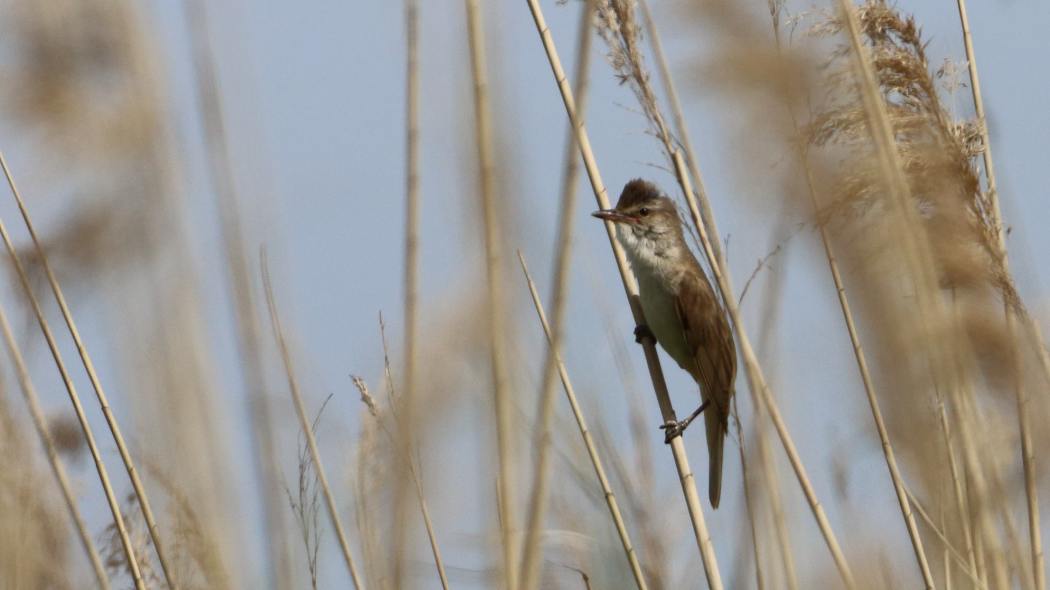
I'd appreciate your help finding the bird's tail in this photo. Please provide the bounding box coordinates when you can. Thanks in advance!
[705,401,727,509]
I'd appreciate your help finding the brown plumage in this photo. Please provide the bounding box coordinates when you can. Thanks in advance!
[593,179,737,507]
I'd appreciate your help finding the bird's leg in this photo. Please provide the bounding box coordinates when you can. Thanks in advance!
[660,400,710,443]
[634,324,655,344]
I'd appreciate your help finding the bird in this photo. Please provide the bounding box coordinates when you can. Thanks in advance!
[592,178,737,508]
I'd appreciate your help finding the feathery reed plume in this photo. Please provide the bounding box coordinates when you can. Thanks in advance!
[524,2,723,588]
[521,2,596,587]
[593,2,855,585]
[179,1,293,586]
[464,2,519,588]
[0,154,144,589]
[803,1,1034,586]
[759,2,936,585]
[261,253,365,589]
[518,251,648,589]
[376,315,451,589]
[284,396,329,590]
[953,1,1044,585]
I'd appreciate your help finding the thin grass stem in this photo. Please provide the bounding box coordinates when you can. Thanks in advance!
[518,251,648,590]
[520,2,596,587]
[0,296,111,589]
[261,254,365,589]
[523,4,722,587]
[0,153,145,590]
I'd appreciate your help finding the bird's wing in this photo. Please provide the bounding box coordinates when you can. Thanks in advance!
[673,267,736,508]
[672,269,736,414]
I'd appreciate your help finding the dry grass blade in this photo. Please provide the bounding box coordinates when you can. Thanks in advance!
[464,1,519,588]
[518,251,648,590]
[0,295,110,589]
[523,3,723,588]
[180,1,293,586]
[260,253,366,589]
[0,152,145,590]
[520,2,595,587]
[953,2,1044,586]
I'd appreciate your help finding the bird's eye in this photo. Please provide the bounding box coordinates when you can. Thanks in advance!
[638,207,650,216]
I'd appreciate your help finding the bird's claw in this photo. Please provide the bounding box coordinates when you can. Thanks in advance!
[660,419,688,443]
[634,324,655,344]
[658,401,709,444]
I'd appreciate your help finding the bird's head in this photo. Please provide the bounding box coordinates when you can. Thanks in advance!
[592,179,682,252]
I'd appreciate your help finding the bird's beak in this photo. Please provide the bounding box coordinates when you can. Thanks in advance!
[592,209,633,224]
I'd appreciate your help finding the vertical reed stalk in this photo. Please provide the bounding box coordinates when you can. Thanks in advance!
[954,2,1044,587]
[518,252,648,590]
[523,4,723,588]
[464,2,518,588]
[520,2,595,587]
[261,256,365,589]
[0,298,111,589]
[393,0,423,585]
[0,154,146,590]
[180,2,293,586]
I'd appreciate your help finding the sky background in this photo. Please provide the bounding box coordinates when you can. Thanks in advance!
[0,0,1047,588]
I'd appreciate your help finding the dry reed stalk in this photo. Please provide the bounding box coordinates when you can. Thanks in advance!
[392,0,423,585]
[523,3,723,588]
[731,401,764,590]
[520,2,595,587]
[394,0,424,583]
[518,252,648,590]
[0,296,110,589]
[934,389,981,584]
[1,154,180,589]
[906,488,987,590]
[749,230,800,590]
[594,3,853,584]
[0,154,145,590]
[464,2,519,588]
[761,6,935,586]
[636,0,720,265]
[260,254,366,589]
[375,318,451,590]
[953,3,1044,587]
[179,2,293,586]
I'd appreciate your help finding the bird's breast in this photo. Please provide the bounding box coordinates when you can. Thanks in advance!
[633,262,693,373]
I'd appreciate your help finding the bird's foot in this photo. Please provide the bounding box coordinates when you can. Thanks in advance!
[634,324,655,344]
[659,400,710,444]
